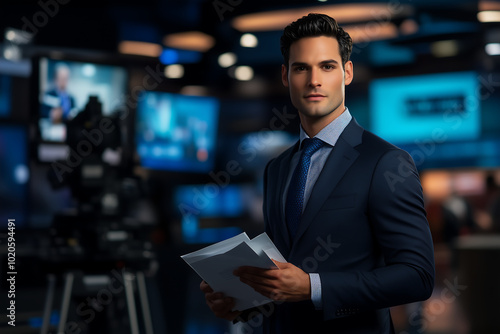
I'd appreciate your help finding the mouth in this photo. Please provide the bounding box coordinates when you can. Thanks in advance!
[304,94,326,101]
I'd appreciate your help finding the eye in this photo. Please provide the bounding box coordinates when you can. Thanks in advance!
[294,66,307,72]
[323,64,334,70]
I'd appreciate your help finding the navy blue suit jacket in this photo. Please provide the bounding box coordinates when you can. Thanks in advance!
[260,118,435,333]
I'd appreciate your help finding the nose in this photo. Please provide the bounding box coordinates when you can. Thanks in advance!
[308,67,321,88]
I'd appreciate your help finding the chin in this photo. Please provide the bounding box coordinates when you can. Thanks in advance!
[301,108,332,118]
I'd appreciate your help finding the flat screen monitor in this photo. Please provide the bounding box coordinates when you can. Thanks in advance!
[37,57,128,144]
[370,71,480,145]
[0,74,11,118]
[370,71,500,169]
[173,184,247,243]
[0,124,29,228]
[135,91,219,173]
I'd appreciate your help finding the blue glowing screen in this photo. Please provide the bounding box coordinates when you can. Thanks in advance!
[38,57,128,142]
[0,74,11,117]
[135,91,219,173]
[370,71,480,144]
[0,125,29,227]
[173,184,247,244]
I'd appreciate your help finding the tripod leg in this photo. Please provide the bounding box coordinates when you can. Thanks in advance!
[41,274,56,334]
[137,271,154,334]
[57,272,74,334]
[124,272,140,334]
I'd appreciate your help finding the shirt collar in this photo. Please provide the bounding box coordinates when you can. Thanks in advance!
[299,107,352,147]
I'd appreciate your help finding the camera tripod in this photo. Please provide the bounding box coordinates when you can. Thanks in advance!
[40,268,154,334]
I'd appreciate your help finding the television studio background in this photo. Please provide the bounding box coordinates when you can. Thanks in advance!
[1,0,500,333]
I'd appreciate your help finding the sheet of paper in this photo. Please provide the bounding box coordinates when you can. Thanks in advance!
[181,232,285,311]
[247,233,287,263]
[186,241,276,310]
[181,232,250,264]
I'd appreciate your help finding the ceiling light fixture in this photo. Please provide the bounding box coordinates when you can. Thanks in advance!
[164,64,184,79]
[478,10,500,22]
[479,0,500,11]
[234,66,254,81]
[344,22,399,43]
[232,3,413,32]
[218,52,237,67]
[180,86,210,96]
[118,41,162,57]
[163,31,215,52]
[431,40,460,58]
[486,43,500,55]
[399,19,419,35]
[240,33,258,47]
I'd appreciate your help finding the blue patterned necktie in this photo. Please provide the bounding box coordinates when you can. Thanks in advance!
[285,137,325,241]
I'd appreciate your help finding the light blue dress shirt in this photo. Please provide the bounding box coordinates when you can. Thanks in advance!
[282,108,352,309]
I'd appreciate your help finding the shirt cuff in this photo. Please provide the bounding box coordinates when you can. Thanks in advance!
[309,273,323,310]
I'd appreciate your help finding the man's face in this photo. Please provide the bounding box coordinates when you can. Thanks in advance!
[282,36,353,124]
[55,67,70,91]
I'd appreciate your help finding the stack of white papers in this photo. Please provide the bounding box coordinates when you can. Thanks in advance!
[181,232,286,311]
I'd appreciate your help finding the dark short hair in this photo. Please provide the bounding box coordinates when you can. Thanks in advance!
[280,13,352,69]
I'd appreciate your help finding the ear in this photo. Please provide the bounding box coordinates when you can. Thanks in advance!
[344,60,353,86]
[281,64,289,87]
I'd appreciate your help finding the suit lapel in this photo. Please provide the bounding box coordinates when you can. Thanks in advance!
[276,141,299,252]
[291,119,363,248]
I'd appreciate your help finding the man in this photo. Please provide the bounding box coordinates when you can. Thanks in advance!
[201,13,435,333]
[41,63,76,123]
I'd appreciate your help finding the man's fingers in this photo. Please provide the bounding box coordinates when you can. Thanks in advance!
[205,292,225,303]
[240,279,284,301]
[236,266,282,289]
[239,273,277,289]
[211,298,230,310]
[209,296,239,319]
[234,266,278,279]
[200,280,214,293]
[271,259,288,269]
[200,280,241,321]
[234,266,268,275]
[205,292,234,307]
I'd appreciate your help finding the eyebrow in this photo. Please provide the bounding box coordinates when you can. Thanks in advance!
[290,59,339,67]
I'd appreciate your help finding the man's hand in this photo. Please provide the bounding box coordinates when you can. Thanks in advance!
[200,280,241,321]
[234,260,311,302]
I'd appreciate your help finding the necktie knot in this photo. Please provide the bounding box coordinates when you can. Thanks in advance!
[301,137,324,158]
